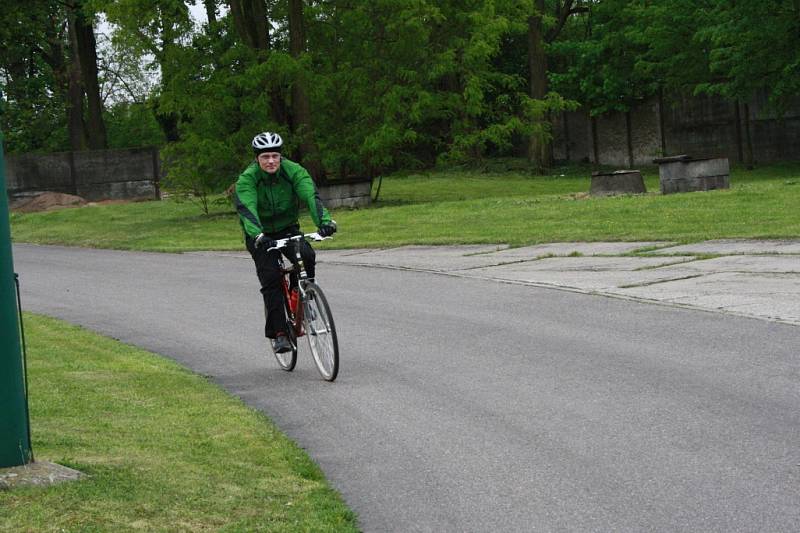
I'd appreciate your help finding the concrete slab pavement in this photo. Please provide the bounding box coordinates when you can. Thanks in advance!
[318,239,800,326]
[611,272,800,323]
[646,239,800,255]
[320,242,669,272]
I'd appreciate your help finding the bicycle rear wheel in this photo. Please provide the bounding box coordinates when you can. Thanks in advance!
[267,302,297,371]
[302,282,339,381]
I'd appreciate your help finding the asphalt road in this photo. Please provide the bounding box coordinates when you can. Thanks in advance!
[12,244,800,532]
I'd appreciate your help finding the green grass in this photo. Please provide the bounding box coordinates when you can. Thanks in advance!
[10,162,800,251]
[0,314,358,532]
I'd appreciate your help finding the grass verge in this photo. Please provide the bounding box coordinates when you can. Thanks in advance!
[10,162,800,251]
[0,313,358,532]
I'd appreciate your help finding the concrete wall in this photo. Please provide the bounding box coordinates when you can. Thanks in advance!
[6,144,372,209]
[554,92,800,167]
[6,147,160,201]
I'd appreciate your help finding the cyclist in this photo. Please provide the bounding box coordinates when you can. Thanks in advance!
[234,131,337,354]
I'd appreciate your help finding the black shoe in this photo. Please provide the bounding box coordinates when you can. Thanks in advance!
[272,333,292,353]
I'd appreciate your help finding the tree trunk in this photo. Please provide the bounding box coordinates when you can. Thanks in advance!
[152,97,180,142]
[288,0,323,181]
[227,0,287,126]
[149,6,189,144]
[228,0,253,48]
[227,0,269,50]
[250,0,270,51]
[72,2,107,149]
[528,0,553,173]
[743,102,754,169]
[66,8,86,150]
[203,0,217,24]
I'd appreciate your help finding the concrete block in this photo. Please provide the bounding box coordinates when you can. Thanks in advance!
[656,157,730,194]
[590,170,646,196]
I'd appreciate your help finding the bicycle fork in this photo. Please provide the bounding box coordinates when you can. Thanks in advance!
[282,243,311,336]
[290,244,322,335]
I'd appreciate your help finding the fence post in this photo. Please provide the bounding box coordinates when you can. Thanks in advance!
[658,88,667,157]
[0,132,33,468]
[151,146,161,200]
[68,150,78,195]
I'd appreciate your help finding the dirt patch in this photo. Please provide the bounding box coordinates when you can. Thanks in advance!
[87,199,139,207]
[562,192,591,201]
[10,192,88,213]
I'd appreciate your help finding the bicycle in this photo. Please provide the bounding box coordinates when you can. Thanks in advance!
[265,232,339,381]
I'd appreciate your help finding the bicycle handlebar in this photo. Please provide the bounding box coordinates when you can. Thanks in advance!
[267,232,330,252]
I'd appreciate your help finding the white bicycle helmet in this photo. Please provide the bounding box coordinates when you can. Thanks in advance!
[252,131,283,153]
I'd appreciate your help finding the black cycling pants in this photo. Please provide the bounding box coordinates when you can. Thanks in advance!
[245,226,316,338]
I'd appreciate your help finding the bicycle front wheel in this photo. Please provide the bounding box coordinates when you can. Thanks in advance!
[302,282,339,381]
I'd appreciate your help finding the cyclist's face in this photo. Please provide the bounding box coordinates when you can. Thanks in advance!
[257,152,281,173]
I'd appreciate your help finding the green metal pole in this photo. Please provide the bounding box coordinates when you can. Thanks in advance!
[0,131,32,467]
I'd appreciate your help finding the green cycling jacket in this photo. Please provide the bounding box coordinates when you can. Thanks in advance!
[233,158,332,238]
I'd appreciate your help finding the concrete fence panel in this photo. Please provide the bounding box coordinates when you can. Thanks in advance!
[558,111,592,163]
[554,91,800,168]
[6,153,73,195]
[71,148,157,201]
[630,100,662,166]
[594,111,629,166]
[661,94,740,160]
[318,178,372,209]
[6,147,160,201]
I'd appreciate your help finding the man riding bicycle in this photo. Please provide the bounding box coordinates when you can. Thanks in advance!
[234,131,337,354]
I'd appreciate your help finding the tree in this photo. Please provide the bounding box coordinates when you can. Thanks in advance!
[527,0,587,172]
[548,0,799,169]
[203,0,218,25]
[227,0,289,126]
[696,0,800,111]
[100,0,194,142]
[288,0,322,180]
[308,0,562,173]
[156,8,265,206]
[1,0,106,152]
[0,0,69,152]
[549,0,661,116]
[228,0,269,50]
[67,0,108,149]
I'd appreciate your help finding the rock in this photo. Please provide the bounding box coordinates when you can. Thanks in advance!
[0,461,83,490]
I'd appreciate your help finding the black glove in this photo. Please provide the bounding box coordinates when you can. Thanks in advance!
[255,233,276,249]
[318,221,337,237]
